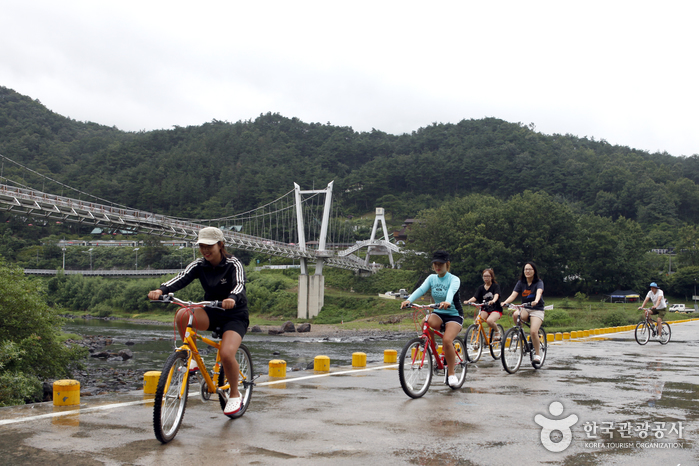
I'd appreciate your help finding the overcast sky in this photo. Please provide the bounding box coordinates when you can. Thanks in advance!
[2,1,698,156]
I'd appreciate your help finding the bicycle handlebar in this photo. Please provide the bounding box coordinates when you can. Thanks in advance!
[150,293,224,310]
[503,302,532,309]
[403,303,439,310]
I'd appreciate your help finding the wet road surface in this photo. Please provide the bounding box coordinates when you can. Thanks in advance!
[1,321,697,465]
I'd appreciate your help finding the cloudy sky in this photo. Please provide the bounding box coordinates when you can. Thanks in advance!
[3,1,698,156]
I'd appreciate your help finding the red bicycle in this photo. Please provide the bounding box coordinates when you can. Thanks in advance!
[398,304,467,398]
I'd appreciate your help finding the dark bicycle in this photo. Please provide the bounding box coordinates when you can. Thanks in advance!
[500,303,548,374]
[635,307,671,345]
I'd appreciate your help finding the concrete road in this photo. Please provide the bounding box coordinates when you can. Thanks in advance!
[1,321,697,465]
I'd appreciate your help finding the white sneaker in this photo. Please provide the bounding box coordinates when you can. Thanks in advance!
[224,395,242,415]
[532,355,541,363]
[447,375,459,388]
[188,359,199,372]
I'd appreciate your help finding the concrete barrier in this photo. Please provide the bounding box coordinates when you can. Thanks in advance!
[352,352,367,367]
[269,359,287,378]
[384,349,397,363]
[143,371,161,394]
[314,355,330,372]
[53,379,80,406]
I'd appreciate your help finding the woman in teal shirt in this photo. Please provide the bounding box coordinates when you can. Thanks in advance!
[401,250,463,388]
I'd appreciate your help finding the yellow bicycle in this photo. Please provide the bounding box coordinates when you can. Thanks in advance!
[150,294,254,443]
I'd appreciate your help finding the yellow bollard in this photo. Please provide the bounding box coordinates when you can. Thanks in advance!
[53,379,80,406]
[583,330,590,337]
[547,333,554,343]
[143,371,161,394]
[562,332,570,340]
[352,352,367,367]
[384,349,397,363]
[555,333,563,341]
[269,359,287,378]
[570,331,578,339]
[314,355,330,372]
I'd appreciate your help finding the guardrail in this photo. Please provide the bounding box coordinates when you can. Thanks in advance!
[24,269,182,277]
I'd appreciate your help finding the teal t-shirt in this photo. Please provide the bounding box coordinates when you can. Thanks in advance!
[407,272,461,317]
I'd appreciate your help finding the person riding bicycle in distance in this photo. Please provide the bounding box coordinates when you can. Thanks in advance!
[401,250,464,388]
[148,226,249,416]
[501,261,545,363]
[464,268,503,340]
[639,282,666,339]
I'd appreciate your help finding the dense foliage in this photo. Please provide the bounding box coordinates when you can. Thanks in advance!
[0,260,86,406]
[2,84,699,301]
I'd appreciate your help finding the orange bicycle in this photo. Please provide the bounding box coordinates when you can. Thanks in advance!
[463,302,504,362]
[398,304,467,398]
[150,294,255,443]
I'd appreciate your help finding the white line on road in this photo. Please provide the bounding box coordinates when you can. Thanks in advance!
[0,364,398,426]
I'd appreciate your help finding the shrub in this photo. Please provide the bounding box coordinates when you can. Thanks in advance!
[559,298,574,309]
[0,259,87,406]
[544,308,573,326]
[602,309,633,327]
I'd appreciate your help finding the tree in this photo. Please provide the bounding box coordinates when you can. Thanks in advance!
[0,259,87,406]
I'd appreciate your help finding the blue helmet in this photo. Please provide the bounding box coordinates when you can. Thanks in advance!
[649,282,658,288]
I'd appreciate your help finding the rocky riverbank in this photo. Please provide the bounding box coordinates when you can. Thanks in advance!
[56,315,414,399]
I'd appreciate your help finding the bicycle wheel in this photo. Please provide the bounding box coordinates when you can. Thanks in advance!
[218,343,254,419]
[501,328,523,374]
[450,336,467,389]
[464,324,483,362]
[153,350,189,443]
[531,327,547,369]
[398,337,433,398]
[489,324,505,360]
[659,322,671,345]
[635,321,650,345]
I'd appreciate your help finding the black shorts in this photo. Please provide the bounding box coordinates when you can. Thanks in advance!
[432,312,464,332]
[204,307,249,339]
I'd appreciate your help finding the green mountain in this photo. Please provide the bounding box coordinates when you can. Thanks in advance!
[2,85,699,225]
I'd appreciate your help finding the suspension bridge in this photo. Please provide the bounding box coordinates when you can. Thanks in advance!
[0,173,400,318]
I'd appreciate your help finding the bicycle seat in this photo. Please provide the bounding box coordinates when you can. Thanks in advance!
[211,327,222,339]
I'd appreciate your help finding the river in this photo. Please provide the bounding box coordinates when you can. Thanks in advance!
[62,318,409,378]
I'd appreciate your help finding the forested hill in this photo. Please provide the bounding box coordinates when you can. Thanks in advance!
[2,85,699,226]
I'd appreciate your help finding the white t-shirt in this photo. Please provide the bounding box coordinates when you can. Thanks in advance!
[646,289,666,309]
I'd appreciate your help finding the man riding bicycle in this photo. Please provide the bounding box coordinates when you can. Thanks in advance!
[638,282,666,339]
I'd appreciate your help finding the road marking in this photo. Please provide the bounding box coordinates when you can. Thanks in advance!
[0,364,398,426]
[257,364,398,386]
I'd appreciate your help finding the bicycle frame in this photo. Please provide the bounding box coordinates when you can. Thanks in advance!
[641,308,660,327]
[414,306,447,370]
[469,303,494,346]
[178,314,230,396]
[156,297,233,398]
[507,304,533,351]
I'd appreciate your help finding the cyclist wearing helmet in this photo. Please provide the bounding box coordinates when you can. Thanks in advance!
[639,282,666,339]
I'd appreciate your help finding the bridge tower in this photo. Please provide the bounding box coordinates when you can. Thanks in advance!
[364,207,394,268]
[294,181,334,319]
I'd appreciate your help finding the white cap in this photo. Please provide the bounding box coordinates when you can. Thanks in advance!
[196,227,225,245]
